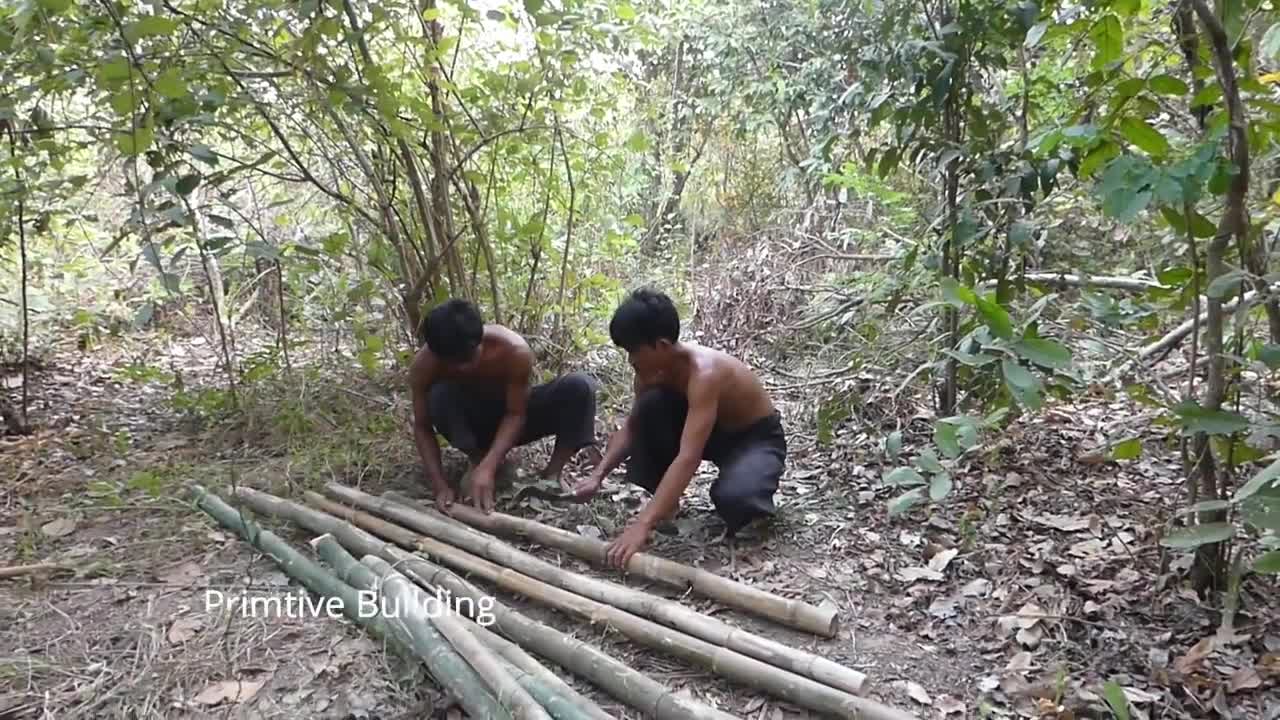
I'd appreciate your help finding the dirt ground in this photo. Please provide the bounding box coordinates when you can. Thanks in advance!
[2,323,1278,720]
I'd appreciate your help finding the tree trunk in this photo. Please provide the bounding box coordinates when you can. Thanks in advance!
[1189,0,1250,594]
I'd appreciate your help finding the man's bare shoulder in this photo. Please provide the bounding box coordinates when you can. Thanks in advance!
[483,324,534,374]
[408,344,436,386]
[686,342,752,377]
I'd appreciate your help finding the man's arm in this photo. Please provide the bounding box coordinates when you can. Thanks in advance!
[632,370,718,529]
[409,353,447,492]
[476,350,532,473]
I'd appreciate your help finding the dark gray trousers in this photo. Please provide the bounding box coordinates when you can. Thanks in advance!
[427,371,597,458]
[624,387,786,534]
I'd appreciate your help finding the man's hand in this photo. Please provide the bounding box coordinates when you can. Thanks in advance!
[468,465,497,513]
[433,482,457,514]
[572,471,604,499]
[605,519,652,568]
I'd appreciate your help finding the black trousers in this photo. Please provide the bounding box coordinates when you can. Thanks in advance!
[428,371,597,459]
[624,387,786,535]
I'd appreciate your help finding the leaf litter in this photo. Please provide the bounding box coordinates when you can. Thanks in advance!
[6,309,1280,720]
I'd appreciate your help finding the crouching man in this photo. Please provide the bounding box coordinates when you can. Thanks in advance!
[573,288,787,567]
[409,298,598,513]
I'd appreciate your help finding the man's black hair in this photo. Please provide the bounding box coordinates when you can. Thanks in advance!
[608,287,679,350]
[420,298,484,361]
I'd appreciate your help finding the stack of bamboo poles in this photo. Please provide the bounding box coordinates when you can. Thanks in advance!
[190,482,920,720]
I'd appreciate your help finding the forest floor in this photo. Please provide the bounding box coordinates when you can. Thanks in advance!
[3,285,1280,719]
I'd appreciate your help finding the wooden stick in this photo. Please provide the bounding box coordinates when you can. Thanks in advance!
[232,486,727,720]
[384,490,839,637]
[189,487,511,720]
[0,563,70,579]
[315,490,917,720]
[314,536,603,720]
[362,555,553,720]
[375,490,868,694]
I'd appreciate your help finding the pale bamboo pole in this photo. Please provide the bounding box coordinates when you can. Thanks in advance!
[460,618,617,720]
[362,555,553,720]
[314,489,918,720]
[313,535,607,720]
[384,490,839,637]
[375,490,867,694]
[189,487,511,720]
[232,486,725,720]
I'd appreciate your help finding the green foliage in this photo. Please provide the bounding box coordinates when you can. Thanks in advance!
[880,410,1006,515]
[1102,680,1130,720]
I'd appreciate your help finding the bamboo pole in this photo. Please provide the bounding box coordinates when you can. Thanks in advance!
[383,489,839,637]
[458,616,616,720]
[314,536,605,720]
[232,487,727,720]
[362,555,553,720]
[188,486,511,720]
[313,491,917,720]
[373,489,867,694]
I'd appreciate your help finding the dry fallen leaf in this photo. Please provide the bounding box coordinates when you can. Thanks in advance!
[1031,514,1094,532]
[896,567,944,582]
[927,548,959,573]
[1006,652,1035,672]
[1174,636,1216,675]
[158,562,204,586]
[41,518,76,538]
[1016,603,1045,629]
[1036,698,1062,716]
[928,595,959,619]
[1121,686,1160,704]
[936,695,965,715]
[961,578,990,597]
[1068,539,1107,558]
[168,617,203,644]
[903,681,931,705]
[996,615,1022,637]
[1227,667,1262,693]
[1016,625,1043,649]
[193,679,265,706]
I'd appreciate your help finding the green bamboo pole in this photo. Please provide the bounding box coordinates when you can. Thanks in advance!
[319,488,896,720]
[457,614,616,720]
[232,486,724,720]
[188,485,511,720]
[361,555,553,720]
[383,489,840,638]
[379,490,867,694]
[317,536,613,720]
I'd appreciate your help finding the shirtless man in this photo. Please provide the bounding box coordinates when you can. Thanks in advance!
[574,288,787,567]
[409,298,598,513]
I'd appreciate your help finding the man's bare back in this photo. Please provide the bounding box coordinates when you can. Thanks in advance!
[634,342,774,434]
[411,324,531,386]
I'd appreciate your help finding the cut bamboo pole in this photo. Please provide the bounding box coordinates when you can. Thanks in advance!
[313,536,605,720]
[313,490,917,720]
[362,555,553,720]
[458,617,616,720]
[383,489,838,637]
[232,486,727,720]
[374,489,867,694]
[188,486,511,720]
